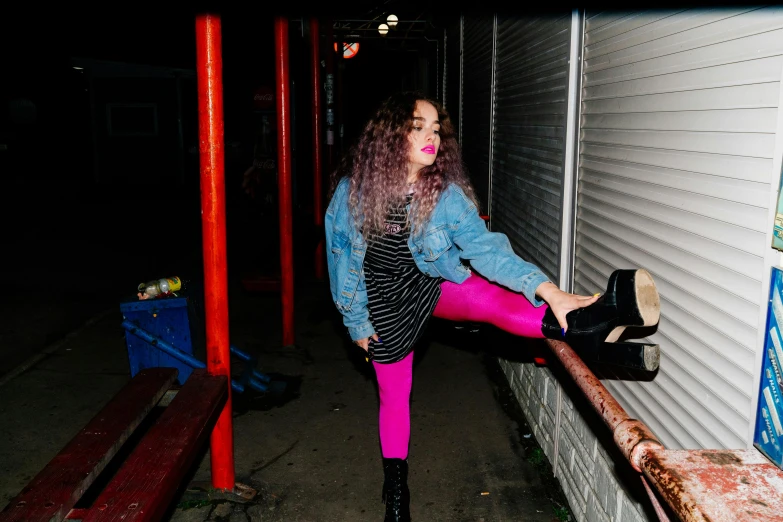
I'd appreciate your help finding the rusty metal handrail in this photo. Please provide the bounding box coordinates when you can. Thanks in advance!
[546,339,783,522]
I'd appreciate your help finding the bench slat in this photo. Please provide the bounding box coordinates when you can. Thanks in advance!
[0,368,178,522]
[80,368,228,522]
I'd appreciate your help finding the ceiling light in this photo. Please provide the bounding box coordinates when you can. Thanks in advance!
[386,14,398,28]
[378,23,389,36]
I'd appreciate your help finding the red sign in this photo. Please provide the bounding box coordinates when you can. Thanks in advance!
[333,42,360,59]
[253,86,274,110]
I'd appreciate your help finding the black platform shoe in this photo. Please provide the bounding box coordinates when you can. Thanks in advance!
[541,269,661,371]
[382,458,411,522]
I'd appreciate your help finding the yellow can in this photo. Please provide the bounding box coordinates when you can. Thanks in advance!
[164,276,182,292]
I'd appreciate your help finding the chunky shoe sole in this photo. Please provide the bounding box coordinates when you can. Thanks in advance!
[596,341,660,372]
[605,268,661,343]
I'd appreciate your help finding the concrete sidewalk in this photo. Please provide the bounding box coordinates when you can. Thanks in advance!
[0,281,572,522]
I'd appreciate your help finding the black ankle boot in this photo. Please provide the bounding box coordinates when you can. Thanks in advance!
[381,458,411,522]
[541,269,661,370]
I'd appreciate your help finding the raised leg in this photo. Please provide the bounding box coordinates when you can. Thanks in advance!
[433,273,547,339]
[434,271,660,371]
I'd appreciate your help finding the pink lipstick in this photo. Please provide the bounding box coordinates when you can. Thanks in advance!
[421,145,436,154]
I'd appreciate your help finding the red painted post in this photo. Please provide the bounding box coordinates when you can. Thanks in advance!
[336,42,344,155]
[275,16,296,347]
[310,17,325,280]
[195,12,234,491]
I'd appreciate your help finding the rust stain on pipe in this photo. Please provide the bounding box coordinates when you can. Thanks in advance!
[545,339,783,522]
[640,448,783,522]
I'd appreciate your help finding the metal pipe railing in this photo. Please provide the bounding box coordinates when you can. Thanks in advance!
[546,339,664,470]
[545,339,783,522]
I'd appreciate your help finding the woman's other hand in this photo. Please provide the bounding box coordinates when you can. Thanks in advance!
[535,281,599,333]
[355,333,380,352]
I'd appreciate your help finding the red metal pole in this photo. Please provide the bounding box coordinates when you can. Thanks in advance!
[310,17,325,281]
[195,12,234,491]
[336,44,344,155]
[275,16,296,347]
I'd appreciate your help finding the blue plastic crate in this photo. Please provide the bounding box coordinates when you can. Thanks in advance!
[120,295,195,385]
[754,266,783,469]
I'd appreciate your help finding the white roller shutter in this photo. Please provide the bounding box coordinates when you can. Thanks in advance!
[574,7,783,449]
[491,13,573,282]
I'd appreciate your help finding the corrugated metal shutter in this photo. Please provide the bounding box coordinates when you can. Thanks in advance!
[491,13,573,283]
[574,7,783,449]
[461,15,494,213]
[445,18,462,138]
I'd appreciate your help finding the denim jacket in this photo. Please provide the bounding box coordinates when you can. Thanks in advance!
[324,176,551,341]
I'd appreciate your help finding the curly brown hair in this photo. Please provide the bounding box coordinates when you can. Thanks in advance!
[330,91,479,241]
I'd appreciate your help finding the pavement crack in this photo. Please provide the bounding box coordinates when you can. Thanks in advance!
[250,439,299,474]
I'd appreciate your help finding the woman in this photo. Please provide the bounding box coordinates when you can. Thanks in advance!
[324,91,659,521]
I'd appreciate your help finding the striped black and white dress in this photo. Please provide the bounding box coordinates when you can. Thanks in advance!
[364,194,443,364]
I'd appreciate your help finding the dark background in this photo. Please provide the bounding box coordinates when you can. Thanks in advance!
[0,2,450,302]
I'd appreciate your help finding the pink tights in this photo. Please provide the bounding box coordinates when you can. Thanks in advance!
[372,273,548,459]
[433,272,548,338]
[372,351,414,459]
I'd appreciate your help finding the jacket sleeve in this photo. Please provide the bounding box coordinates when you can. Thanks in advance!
[324,181,375,341]
[324,188,343,307]
[342,274,375,342]
[448,188,551,307]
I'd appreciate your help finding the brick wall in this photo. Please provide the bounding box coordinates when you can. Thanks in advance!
[498,358,659,522]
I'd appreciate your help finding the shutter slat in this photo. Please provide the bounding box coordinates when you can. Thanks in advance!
[585,55,783,98]
[587,13,782,77]
[585,8,767,59]
[583,108,779,133]
[581,143,773,182]
[581,173,768,232]
[580,158,770,207]
[581,129,775,158]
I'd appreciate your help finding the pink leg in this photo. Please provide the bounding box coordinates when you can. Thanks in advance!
[433,273,547,338]
[372,351,414,459]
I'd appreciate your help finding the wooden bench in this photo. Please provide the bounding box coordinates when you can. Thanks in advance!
[0,367,227,522]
